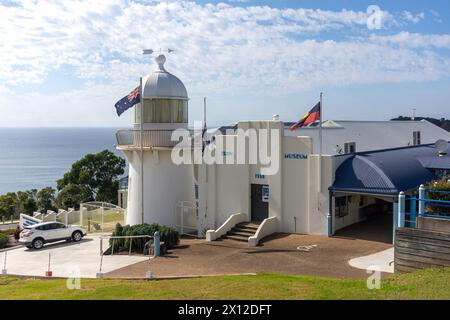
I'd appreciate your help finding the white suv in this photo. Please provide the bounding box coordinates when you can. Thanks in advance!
[19,222,87,250]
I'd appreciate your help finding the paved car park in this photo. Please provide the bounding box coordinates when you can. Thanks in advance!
[1,233,148,278]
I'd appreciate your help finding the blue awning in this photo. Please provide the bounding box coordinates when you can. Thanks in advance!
[330,144,447,196]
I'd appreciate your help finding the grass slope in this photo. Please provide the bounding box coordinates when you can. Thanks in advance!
[0,268,449,300]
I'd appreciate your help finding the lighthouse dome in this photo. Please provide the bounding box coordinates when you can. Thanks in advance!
[142,54,188,100]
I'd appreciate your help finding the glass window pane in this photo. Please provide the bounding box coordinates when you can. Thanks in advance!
[142,99,187,123]
[134,103,141,124]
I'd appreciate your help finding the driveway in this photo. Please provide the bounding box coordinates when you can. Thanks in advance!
[1,233,148,278]
[106,233,393,279]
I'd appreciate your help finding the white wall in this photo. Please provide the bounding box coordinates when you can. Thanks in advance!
[124,149,195,228]
[199,134,251,230]
[281,136,312,234]
[199,121,336,237]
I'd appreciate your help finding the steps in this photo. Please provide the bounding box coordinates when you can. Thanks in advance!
[221,222,260,242]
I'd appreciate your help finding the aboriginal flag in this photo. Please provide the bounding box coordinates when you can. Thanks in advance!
[290,102,321,131]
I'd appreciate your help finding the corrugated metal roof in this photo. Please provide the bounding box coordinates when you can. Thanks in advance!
[285,120,450,155]
[330,143,449,195]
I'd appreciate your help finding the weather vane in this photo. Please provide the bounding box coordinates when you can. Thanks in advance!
[142,48,174,55]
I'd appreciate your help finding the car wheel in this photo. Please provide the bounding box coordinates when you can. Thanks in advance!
[72,231,82,242]
[32,238,44,250]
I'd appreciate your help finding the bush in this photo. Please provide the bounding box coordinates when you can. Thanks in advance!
[0,232,9,249]
[110,223,179,252]
[425,179,450,216]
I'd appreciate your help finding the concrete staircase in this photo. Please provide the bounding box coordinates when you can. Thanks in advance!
[221,222,260,242]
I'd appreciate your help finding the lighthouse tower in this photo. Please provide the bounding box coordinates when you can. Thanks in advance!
[117,54,194,227]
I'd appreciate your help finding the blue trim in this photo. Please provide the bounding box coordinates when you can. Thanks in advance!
[418,213,450,220]
[415,198,450,204]
[425,189,450,195]
[410,198,417,228]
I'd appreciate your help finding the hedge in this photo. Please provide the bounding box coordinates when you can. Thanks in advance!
[110,223,179,252]
[0,232,9,249]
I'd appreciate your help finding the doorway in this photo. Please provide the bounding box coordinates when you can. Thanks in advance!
[251,184,269,222]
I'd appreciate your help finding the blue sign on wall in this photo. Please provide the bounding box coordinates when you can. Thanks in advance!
[284,153,308,160]
[262,186,269,203]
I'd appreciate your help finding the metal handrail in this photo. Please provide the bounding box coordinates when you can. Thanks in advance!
[99,235,153,257]
[425,189,450,195]
[116,129,183,148]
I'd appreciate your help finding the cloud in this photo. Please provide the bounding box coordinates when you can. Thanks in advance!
[369,32,450,49]
[0,0,449,126]
[400,11,425,24]
[429,9,443,23]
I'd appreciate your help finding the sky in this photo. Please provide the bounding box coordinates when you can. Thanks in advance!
[0,0,450,127]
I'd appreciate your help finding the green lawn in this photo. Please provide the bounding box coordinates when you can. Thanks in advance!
[0,268,449,300]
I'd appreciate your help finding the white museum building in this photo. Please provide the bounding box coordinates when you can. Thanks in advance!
[116,54,450,246]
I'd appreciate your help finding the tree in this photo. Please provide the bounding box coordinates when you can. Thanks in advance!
[37,187,57,213]
[0,193,19,218]
[391,116,450,132]
[57,150,126,205]
[56,184,93,210]
[17,190,38,215]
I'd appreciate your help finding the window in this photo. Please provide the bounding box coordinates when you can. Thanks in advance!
[344,142,356,154]
[336,196,352,218]
[413,131,421,146]
[39,224,51,230]
[135,99,188,124]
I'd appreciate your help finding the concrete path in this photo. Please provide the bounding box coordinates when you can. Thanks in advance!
[0,234,148,278]
[348,248,394,273]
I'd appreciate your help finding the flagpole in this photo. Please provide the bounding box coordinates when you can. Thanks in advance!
[140,77,144,225]
[204,97,207,137]
[203,96,207,181]
[318,92,323,195]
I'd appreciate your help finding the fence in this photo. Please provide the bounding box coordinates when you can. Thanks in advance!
[80,202,126,233]
[395,227,450,272]
[395,185,450,272]
[396,185,450,232]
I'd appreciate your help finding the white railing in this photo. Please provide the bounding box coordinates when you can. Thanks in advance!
[116,129,179,148]
[206,213,248,241]
[248,216,278,247]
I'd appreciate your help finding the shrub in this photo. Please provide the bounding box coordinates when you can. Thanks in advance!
[424,179,450,216]
[111,223,124,250]
[0,232,9,249]
[110,223,179,252]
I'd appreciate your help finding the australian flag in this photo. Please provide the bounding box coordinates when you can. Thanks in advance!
[115,85,140,116]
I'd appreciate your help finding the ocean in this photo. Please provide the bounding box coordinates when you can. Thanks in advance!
[0,128,126,195]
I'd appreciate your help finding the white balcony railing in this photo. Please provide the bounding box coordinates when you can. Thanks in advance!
[116,129,179,148]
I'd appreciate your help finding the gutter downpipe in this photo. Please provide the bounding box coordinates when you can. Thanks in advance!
[327,190,333,237]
